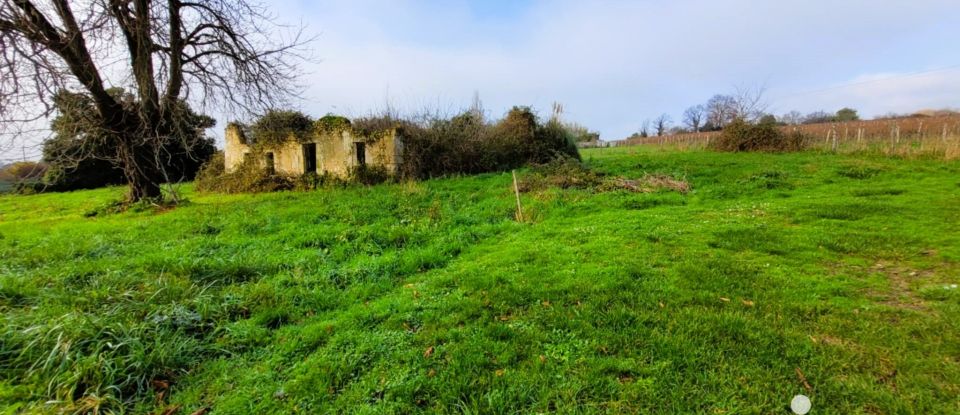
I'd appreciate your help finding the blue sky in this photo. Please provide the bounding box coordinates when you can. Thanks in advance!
[269,0,959,141]
[2,0,959,161]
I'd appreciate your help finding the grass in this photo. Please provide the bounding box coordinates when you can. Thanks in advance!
[1,147,959,414]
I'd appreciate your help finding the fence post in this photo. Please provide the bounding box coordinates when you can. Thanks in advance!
[831,127,838,152]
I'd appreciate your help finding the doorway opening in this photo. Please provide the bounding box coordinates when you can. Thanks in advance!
[354,142,366,165]
[303,143,317,173]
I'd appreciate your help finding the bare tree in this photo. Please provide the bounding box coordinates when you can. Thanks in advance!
[638,119,651,137]
[653,113,671,136]
[780,110,803,125]
[682,104,705,132]
[0,0,311,201]
[730,84,768,122]
[705,94,736,129]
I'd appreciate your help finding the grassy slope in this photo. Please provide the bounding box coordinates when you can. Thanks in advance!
[1,148,959,414]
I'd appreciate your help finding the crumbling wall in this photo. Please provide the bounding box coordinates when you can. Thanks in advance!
[224,124,252,173]
[223,120,403,177]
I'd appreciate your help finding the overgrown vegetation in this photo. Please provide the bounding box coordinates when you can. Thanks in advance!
[3,148,958,413]
[248,110,315,146]
[519,157,689,194]
[195,152,396,193]
[709,118,811,152]
[198,106,582,193]
[392,106,580,179]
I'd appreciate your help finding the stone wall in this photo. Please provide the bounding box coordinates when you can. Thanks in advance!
[223,122,403,177]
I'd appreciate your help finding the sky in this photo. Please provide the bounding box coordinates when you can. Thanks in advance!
[3,0,960,161]
[270,0,960,141]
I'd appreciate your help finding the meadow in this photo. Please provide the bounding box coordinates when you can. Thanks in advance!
[1,147,959,414]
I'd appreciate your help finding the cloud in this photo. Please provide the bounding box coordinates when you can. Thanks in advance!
[774,68,960,118]
[284,0,960,139]
[4,0,960,161]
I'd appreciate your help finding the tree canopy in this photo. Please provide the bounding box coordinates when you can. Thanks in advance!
[0,0,310,201]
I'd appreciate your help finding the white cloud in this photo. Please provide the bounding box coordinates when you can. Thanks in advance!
[4,0,960,161]
[774,68,960,118]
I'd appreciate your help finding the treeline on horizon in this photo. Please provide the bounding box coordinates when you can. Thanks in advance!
[631,85,959,139]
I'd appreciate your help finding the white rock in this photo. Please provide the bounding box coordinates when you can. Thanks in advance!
[791,395,811,414]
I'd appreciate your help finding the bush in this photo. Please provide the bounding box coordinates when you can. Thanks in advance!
[250,110,314,146]
[195,152,296,193]
[710,118,810,152]
[348,164,392,186]
[396,107,581,179]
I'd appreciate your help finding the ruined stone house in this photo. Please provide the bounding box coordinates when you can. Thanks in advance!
[223,117,403,177]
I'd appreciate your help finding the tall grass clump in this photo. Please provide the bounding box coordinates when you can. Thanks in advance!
[0,288,231,413]
[710,118,811,152]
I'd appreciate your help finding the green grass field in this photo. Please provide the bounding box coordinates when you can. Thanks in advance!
[2,147,959,414]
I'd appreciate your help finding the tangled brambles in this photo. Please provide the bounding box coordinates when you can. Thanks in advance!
[195,152,297,193]
[710,118,811,152]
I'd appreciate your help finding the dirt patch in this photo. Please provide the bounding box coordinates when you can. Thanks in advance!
[867,261,933,310]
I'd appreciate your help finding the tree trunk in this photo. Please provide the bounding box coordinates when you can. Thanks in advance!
[126,167,163,202]
[118,135,164,202]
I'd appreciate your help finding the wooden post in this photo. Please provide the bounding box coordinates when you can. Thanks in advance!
[832,127,838,152]
[512,170,524,222]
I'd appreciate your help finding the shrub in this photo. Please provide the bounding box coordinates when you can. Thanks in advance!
[710,118,810,152]
[397,107,581,179]
[348,164,392,186]
[250,110,314,146]
[195,152,296,193]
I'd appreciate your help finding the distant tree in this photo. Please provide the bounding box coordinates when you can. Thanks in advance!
[683,105,706,132]
[706,95,737,128]
[802,111,835,124]
[780,110,803,125]
[42,89,216,191]
[730,84,769,122]
[758,114,779,125]
[653,114,672,136]
[0,161,46,182]
[835,108,860,122]
[563,122,600,143]
[639,119,651,137]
